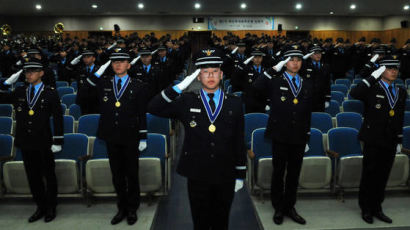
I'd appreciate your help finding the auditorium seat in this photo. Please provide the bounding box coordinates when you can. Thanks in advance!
[70,82,78,92]
[335,78,351,88]
[61,94,77,107]
[50,115,75,134]
[147,113,173,158]
[311,112,333,133]
[56,81,69,88]
[249,128,272,194]
[57,87,75,98]
[331,84,349,96]
[78,114,100,137]
[0,116,13,135]
[0,104,13,117]
[299,128,332,190]
[244,113,268,150]
[331,91,345,105]
[336,112,363,131]
[68,104,82,120]
[3,148,31,194]
[342,99,364,115]
[325,100,341,117]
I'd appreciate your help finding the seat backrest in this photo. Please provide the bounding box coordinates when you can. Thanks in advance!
[78,114,100,136]
[56,133,89,161]
[403,127,410,149]
[0,116,13,135]
[311,112,333,133]
[61,94,77,107]
[141,133,167,167]
[92,138,108,159]
[69,104,82,120]
[0,134,13,158]
[244,113,269,148]
[342,100,364,115]
[57,87,75,98]
[56,81,69,88]
[331,91,345,104]
[335,79,351,88]
[251,128,272,161]
[0,104,13,117]
[331,84,348,96]
[50,115,75,134]
[147,113,170,138]
[336,112,363,131]
[305,128,325,157]
[325,100,341,117]
[328,127,362,158]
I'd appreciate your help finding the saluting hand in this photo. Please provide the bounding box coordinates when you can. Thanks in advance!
[371,66,386,80]
[70,54,83,65]
[5,69,23,85]
[95,60,111,77]
[175,69,201,91]
[273,57,291,72]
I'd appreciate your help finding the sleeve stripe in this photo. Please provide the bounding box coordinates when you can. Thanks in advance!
[236,166,246,170]
[362,79,370,87]
[86,78,96,87]
[398,135,403,137]
[139,130,147,133]
[161,90,172,103]
[53,136,64,139]
[263,71,272,79]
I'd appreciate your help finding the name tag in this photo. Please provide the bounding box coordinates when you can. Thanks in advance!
[376,95,385,99]
[248,73,254,76]
[280,87,288,91]
[137,73,142,75]
[307,68,312,72]
[190,108,201,113]
[104,88,112,92]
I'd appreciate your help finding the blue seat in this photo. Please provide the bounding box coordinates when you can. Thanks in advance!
[328,127,362,157]
[244,113,269,149]
[147,113,171,145]
[57,87,75,98]
[0,117,12,135]
[50,115,74,134]
[61,94,76,107]
[331,84,349,96]
[141,133,167,169]
[251,128,272,189]
[311,112,333,133]
[0,104,13,117]
[403,127,410,150]
[91,138,108,159]
[336,112,363,131]
[335,79,351,88]
[331,91,345,105]
[69,104,82,120]
[325,100,340,117]
[342,100,364,115]
[404,111,410,127]
[0,134,13,159]
[78,114,100,137]
[56,81,69,88]
[61,103,67,114]
[405,79,410,88]
[57,133,89,160]
[353,78,363,85]
[71,82,78,92]
[305,128,325,157]
[406,100,410,112]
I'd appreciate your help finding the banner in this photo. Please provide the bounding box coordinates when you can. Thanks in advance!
[208,17,274,30]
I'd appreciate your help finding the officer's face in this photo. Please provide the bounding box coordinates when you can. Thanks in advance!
[141,55,152,65]
[285,57,302,73]
[238,46,246,53]
[198,67,223,91]
[112,60,130,76]
[25,69,44,84]
[311,52,322,62]
[382,67,399,82]
[252,56,263,66]
[59,51,67,58]
[82,55,95,65]
[158,50,166,58]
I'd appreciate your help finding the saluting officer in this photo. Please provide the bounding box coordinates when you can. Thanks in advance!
[0,60,64,223]
[302,46,331,112]
[148,48,247,230]
[350,56,407,224]
[86,49,148,225]
[252,47,313,225]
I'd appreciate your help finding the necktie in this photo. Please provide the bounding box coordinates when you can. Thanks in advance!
[208,93,216,113]
[388,85,395,99]
[316,63,320,70]
[117,78,122,92]
[30,86,35,101]
[292,77,298,90]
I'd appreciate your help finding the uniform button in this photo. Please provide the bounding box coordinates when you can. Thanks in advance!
[27,129,31,133]
[210,142,215,147]
[28,121,32,125]
[115,113,119,116]
[115,121,118,125]
[211,154,214,158]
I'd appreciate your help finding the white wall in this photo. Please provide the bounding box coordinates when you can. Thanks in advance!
[1,15,404,32]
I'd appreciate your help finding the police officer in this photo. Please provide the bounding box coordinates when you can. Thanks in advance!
[86,49,148,225]
[148,48,246,230]
[0,60,63,223]
[350,56,407,224]
[302,46,331,112]
[252,47,313,225]
[68,49,100,114]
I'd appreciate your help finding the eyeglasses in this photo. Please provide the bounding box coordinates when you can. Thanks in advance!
[200,70,221,78]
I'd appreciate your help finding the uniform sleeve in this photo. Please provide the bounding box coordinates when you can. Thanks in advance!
[50,90,64,145]
[252,68,275,98]
[0,81,15,104]
[147,85,183,120]
[234,99,247,179]
[137,85,148,140]
[349,75,378,101]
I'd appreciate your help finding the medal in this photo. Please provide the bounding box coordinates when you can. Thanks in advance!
[389,109,395,117]
[378,81,399,118]
[208,124,216,133]
[293,98,299,104]
[113,76,130,108]
[200,89,224,134]
[26,83,44,117]
[283,72,302,106]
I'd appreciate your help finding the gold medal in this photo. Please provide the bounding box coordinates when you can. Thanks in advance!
[281,96,286,102]
[28,110,34,116]
[115,101,121,107]
[293,98,299,104]
[389,109,395,117]
[209,124,216,133]
[190,120,197,128]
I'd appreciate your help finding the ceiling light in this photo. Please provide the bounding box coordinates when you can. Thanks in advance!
[295,3,302,10]
[295,26,299,30]
[194,3,201,9]
[240,3,247,9]
[404,5,410,10]
[350,4,356,10]
[99,26,104,30]
[35,4,42,10]
[138,3,144,9]
[91,4,98,9]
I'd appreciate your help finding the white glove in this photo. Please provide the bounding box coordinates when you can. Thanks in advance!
[325,101,330,108]
[138,140,147,152]
[370,54,379,63]
[16,60,22,66]
[95,60,111,77]
[396,144,402,153]
[273,57,291,72]
[51,145,62,153]
[231,47,239,54]
[5,69,23,85]
[70,54,83,65]
[303,52,315,60]
[265,105,270,111]
[305,144,310,153]
[371,66,386,80]
[107,42,117,50]
[130,56,141,65]
[234,179,244,192]
[275,51,281,56]
[151,49,159,55]
[175,69,201,91]
[243,56,254,65]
